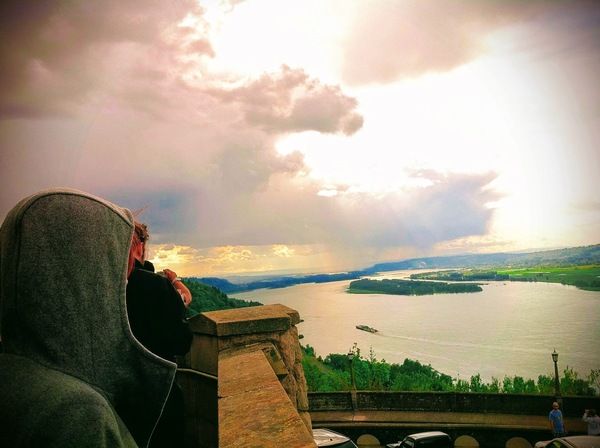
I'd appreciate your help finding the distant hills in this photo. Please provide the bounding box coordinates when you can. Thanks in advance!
[369,243,600,271]
[188,243,600,294]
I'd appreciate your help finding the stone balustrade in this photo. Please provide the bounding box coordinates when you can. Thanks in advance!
[179,304,314,448]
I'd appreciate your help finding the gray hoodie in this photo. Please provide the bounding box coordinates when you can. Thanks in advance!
[0,188,176,447]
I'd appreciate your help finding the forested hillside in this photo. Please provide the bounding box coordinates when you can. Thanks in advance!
[370,243,600,272]
[188,271,364,294]
[183,280,261,317]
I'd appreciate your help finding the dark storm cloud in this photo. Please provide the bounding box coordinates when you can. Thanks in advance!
[131,169,499,253]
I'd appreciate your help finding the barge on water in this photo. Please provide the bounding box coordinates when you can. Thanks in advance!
[356,325,378,333]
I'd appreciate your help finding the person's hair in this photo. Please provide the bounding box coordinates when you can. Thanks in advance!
[132,221,150,263]
[134,221,149,244]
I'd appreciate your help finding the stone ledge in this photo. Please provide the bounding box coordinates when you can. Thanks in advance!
[189,304,300,336]
[219,345,315,448]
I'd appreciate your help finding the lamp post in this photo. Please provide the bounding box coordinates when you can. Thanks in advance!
[347,349,357,411]
[347,350,356,391]
[552,349,562,407]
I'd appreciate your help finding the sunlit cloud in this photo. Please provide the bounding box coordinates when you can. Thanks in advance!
[273,245,295,258]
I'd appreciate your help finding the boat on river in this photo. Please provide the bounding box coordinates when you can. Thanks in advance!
[356,324,378,333]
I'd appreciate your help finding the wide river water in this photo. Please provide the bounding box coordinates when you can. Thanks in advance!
[232,270,600,383]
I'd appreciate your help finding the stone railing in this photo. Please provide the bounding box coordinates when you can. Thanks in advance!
[178,304,315,448]
[309,390,600,417]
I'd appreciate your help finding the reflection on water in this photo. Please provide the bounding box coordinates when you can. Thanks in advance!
[233,270,600,382]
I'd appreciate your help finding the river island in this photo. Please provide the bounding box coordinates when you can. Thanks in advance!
[347,278,482,295]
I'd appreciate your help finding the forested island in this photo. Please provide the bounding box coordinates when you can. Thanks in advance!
[348,278,482,295]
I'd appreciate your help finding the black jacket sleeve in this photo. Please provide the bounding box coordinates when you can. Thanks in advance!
[126,269,193,362]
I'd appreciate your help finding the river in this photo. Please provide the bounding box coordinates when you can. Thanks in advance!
[232,270,600,383]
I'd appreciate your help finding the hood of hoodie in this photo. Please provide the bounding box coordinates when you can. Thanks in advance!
[0,188,176,448]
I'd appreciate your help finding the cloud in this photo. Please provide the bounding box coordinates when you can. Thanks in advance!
[570,201,600,213]
[205,65,363,135]
[136,169,500,274]
[340,0,599,85]
[0,0,212,118]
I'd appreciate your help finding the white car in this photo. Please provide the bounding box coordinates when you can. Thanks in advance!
[313,428,358,448]
[534,435,600,448]
[386,431,452,448]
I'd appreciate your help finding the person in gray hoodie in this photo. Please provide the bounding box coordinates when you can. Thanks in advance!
[0,188,178,448]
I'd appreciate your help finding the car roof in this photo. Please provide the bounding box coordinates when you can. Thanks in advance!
[313,428,352,447]
[408,431,451,440]
[558,436,600,448]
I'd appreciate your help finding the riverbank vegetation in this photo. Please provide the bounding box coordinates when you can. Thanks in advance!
[409,265,600,291]
[348,278,482,295]
[302,344,600,396]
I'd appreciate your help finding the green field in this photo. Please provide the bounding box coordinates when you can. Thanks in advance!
[411,265,600,291]
[497,265,600,291]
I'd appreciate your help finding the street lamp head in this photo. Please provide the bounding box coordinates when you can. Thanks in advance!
[552,348,559,363]
[347,350,354,361]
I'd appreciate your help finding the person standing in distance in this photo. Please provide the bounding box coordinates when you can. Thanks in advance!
[549,402,567,438]
[583,409,600,436]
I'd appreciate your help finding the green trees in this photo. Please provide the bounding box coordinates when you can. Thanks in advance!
[302,345,350,391]
[559,367,599,396]
[302,344,599,396]
[303,345,454,392]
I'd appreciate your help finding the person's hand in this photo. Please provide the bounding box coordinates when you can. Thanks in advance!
[163,269,177,283]
[178,290,190,306]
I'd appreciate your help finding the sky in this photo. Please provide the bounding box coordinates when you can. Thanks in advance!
[1,0,599,277]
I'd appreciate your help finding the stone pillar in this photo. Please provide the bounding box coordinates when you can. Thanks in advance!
[186,303,312,431]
